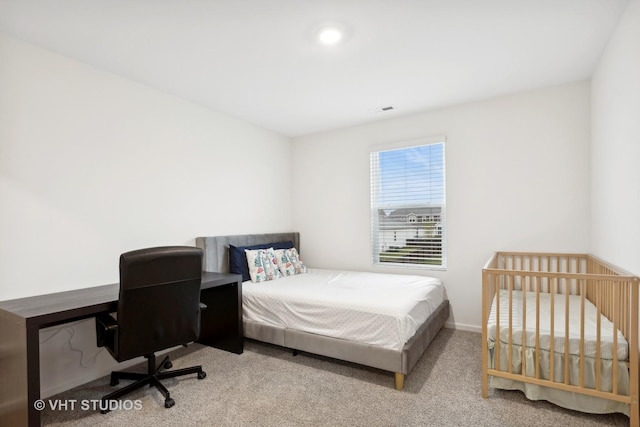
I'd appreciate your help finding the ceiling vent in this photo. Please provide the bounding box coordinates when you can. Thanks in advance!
[368,105,396,115]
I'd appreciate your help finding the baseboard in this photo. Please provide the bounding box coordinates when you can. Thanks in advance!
[444,321,481,334]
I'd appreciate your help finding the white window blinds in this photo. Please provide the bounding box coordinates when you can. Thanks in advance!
[370,139,446,268]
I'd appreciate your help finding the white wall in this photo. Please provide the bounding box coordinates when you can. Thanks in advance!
[292,81,591,331]
[0,32,292,396]
[590,0,640,276]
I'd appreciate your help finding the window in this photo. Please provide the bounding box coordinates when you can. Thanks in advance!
[370,138,446,268]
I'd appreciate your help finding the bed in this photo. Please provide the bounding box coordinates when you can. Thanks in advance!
[195,232,450,390]
[482,252,639,425]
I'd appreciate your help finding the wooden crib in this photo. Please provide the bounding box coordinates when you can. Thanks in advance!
[482,252,639,425]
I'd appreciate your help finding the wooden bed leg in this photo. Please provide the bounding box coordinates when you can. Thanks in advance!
[395,373,405,391]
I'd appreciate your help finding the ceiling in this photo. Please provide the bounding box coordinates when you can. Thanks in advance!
[0,0,630,137]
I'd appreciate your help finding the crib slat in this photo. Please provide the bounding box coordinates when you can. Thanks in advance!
[612,283,619,395]
[496,273,501,372]
[623,283,627,336]
[508,275,513,374]
[564,281,570,385]
[595,282,602,391]
[535,275,541,380]
[521,274,526,377]
[579,280,586,388]
[549,277,555,383]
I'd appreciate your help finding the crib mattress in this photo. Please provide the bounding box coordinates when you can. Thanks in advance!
[487,290,628,360]
[242,268,444,350]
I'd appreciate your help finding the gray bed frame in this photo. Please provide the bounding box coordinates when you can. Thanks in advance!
[195,232,450,390]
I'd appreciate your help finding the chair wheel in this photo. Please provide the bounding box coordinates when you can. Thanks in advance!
[163,361,173,369]
[110,379,119,386]
[100,409,109,414]
[164,398,175,408]
[198,371,207,380]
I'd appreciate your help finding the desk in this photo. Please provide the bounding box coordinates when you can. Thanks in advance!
[0,272,242,427]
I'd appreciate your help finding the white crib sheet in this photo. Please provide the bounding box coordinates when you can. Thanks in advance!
[243,268,444,350]
[487,289,628,360]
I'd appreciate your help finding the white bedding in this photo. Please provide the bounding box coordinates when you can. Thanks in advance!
[487,289,628,360]
[242,268,444,350]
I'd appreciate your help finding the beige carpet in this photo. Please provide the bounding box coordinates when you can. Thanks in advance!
[42,329,629,426]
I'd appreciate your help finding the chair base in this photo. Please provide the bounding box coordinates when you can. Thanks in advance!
[100,353,206,413]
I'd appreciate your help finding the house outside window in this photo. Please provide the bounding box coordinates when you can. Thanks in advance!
[370,137,446,268]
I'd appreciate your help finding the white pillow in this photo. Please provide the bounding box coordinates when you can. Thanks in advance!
[274,247,308,276]
[245,247,282,282]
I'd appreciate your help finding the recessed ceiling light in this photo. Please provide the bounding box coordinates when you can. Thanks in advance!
[317,26,343,45]
[313,22,349,46]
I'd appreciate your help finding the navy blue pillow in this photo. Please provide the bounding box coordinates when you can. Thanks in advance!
[229,241,295,282]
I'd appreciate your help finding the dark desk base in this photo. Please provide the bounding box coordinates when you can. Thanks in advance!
[198,281,243,354]
[0,272,242,427]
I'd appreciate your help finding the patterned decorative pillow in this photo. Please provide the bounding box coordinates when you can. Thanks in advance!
[274,247,308,276]
[229,241,294,282]
[245,248,282,283]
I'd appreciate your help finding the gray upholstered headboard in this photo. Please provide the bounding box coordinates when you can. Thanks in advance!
[195,232,300,273]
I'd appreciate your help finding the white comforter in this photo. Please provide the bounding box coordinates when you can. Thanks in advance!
[242,268,444,350]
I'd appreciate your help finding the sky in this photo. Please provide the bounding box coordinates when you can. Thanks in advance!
[372,142,445,207]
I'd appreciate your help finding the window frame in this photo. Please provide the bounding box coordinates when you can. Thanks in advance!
[369,136,447,270]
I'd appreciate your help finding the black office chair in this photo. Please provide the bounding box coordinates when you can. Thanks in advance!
[96,246,207,412]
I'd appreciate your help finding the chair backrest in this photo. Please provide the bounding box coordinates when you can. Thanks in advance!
[116,246,203,361]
